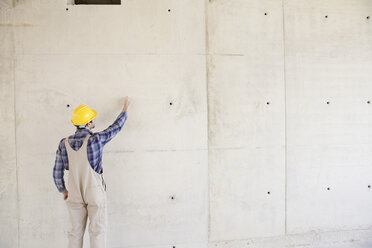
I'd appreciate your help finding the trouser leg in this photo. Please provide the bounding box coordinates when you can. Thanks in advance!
[87,194,107,248]
[66,202,88,248]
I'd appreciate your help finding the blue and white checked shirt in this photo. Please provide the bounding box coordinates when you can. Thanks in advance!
[53,111,128,192]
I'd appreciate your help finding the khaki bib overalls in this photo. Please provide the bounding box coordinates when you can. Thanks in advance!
[65,135,107,248]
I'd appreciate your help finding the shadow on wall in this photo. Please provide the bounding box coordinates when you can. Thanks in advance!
[74,0,121,4]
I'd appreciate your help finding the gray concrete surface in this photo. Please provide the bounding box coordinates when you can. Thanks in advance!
[1,0,372,247]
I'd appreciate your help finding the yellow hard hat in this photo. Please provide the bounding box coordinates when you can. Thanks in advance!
[71,105,97,126]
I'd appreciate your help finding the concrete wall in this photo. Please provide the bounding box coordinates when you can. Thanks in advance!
[1,0,372,247]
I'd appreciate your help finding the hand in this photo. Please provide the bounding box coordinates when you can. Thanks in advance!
[123,96,130,112]
[62,190,68,201]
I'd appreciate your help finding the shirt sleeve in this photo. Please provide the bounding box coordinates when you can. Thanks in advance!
[53,139,67,193]
[95,111,128,145]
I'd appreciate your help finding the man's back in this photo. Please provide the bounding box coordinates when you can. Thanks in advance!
[53,110,127,193]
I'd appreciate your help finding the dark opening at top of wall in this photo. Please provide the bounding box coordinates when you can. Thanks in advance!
[75,0,121,4]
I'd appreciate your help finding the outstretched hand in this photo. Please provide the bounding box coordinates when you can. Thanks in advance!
[123,96,130,112]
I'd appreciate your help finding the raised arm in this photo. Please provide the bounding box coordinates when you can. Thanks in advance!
[95,97,130,145]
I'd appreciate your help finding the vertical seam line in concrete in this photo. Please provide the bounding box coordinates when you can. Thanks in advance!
[11,13,20,248]
[204,0,211,242]
[281,0,288,235]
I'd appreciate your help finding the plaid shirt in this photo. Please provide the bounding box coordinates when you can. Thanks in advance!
[53,111,128,192]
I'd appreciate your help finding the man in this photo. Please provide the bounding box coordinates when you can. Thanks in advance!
[53,97,130,248]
